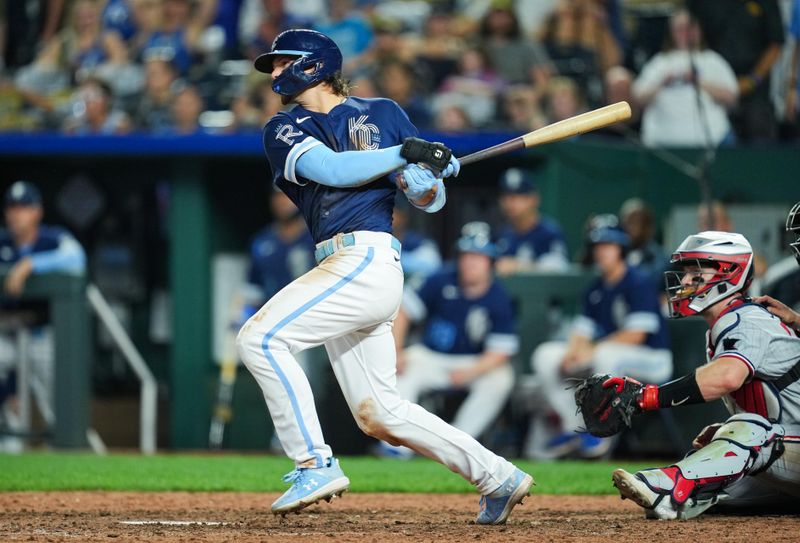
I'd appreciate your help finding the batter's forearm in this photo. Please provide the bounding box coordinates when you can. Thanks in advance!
[296,144,406,188]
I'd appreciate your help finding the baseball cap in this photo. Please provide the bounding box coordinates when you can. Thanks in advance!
[588,225,630,248]
[5,180,42,207]
[498,168,536,194]
[456,221,498,258]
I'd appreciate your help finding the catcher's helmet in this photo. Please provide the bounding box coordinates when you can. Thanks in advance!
[664,231,753,318]
[456,221,497,258]
[787,201,800,265]
[254,29,342,96]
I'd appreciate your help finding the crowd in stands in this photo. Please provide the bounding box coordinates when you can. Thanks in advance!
[1,0,798,143]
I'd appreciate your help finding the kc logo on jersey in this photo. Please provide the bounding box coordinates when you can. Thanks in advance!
[275,123,304,145]
[349,115,380,150]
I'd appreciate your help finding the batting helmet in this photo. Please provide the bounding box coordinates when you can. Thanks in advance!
[664,231,754,319]
[456,221,498,258]
[254,29,343,96]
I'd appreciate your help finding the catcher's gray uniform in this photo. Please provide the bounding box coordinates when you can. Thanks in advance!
[705,302,800,504]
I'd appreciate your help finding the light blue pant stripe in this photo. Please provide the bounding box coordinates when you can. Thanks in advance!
[261,248,375,467]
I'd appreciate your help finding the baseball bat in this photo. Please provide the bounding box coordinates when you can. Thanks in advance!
[457,101,632,166]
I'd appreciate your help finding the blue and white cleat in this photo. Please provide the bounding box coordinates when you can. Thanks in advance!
[476,468,534,525]
[271,458,350,516]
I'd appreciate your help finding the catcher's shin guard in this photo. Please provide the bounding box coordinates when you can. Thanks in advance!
[624,413,785,519]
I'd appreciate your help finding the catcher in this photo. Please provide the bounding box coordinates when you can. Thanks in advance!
[575,230,800,519]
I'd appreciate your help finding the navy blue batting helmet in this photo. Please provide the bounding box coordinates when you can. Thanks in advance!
[456,221,498,258]
[254,29,343,96]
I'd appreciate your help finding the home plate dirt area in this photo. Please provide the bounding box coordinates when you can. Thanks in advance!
[0,492,797,542]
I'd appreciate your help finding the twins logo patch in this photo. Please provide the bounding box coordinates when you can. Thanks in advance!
[275,123,304,145]
[349,115,380,150]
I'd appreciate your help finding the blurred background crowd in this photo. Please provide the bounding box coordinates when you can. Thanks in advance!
[1,0,800,143]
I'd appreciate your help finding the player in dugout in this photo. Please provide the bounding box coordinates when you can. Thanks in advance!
[587,229,800,519]
[235,29,533,524]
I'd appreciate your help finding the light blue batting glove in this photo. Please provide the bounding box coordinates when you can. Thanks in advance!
[440,155,460,179]
[398,163,438,201]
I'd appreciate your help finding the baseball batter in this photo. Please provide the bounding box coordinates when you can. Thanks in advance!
[603,231,800,519]
[236,29,532,524]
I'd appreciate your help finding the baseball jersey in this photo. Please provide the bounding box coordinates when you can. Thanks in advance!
[705,301,800,425]
[496,218,569,271]
[404,267,518,356]
[247,225,315,301]
[263,97,417,244]
[398,229,441,280]
[0,225,85,273]
[573,266,669,350]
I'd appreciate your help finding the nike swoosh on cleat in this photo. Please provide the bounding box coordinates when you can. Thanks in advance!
[296,116,311,124]
[671,396,690,406]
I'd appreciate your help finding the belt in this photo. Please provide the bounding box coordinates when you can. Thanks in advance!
[314,232,401,264]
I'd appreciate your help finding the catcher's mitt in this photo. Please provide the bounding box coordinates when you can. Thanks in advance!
[573,374,643,437]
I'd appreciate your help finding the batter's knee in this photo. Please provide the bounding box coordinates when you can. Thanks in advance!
[355,397,404,445]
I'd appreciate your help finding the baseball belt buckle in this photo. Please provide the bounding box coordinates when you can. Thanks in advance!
[334,232,346,251]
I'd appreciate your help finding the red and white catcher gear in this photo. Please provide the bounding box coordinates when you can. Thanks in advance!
[614,413,785,519]
[664,231,754,318]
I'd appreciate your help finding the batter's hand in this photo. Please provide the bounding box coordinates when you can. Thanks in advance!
[398,164,437,201]
[754,295,800,330]
[440,155,460,179]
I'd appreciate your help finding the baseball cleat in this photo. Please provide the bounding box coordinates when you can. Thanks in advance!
[271,457,350,516]
[612,469,676,520]
[476,468,534,525]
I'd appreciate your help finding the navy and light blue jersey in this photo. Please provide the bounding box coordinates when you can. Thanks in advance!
[496,218,569,270]
[263,97,417,244]
[573,266,669,350]
[398,230,441,280]
[247,226,315,301]
[404,268,518,356]
[0,225,85,274]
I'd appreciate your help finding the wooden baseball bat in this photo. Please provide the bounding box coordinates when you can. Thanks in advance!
[457,101,632,166]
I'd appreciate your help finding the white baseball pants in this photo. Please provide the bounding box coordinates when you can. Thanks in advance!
[236,233,515,494]
[396,344,515,439]
[531,340,673,432]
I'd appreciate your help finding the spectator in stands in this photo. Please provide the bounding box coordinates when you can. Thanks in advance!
[597,65,639,136]
[433,46,505,128]
[382,221,517,457]
[315,0,373,73]
[632,9,738,148]
[697,200,733,232]
[531,222,672,458]
[0,180,87,451]
[139,0,218,75]
[374,59,432,128]
[434,104,472,133]
[103,0,139,43]
[543,75,586,124]
[63,78,132,134]
[539,0,621,106]
[1,0,67,69]
[28,0,129,84]
[619,198,667,289]
[495,168,569,275]
[392,194,442,289]
[239,0,315,60]
[169,85,205,134]
[134,57,180,133]
[479,5,552,90]
[413,10,464,91]
[500,84,547,132]
[230,75,283,131]
[688,0,784,142]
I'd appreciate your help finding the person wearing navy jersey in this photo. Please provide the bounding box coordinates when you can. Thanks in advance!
[236,29,533,524]
[386,222,517,453]
[531,222,672,458]
[495,168,568,275]
[0,181,86,451]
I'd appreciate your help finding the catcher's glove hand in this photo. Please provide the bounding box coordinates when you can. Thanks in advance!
[573,374,644,437]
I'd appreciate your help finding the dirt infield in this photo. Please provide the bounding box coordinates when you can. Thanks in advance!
[0,492,797,542]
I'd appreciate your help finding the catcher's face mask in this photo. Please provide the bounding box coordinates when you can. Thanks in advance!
[787,202,800,266]
[664,255,749,318]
